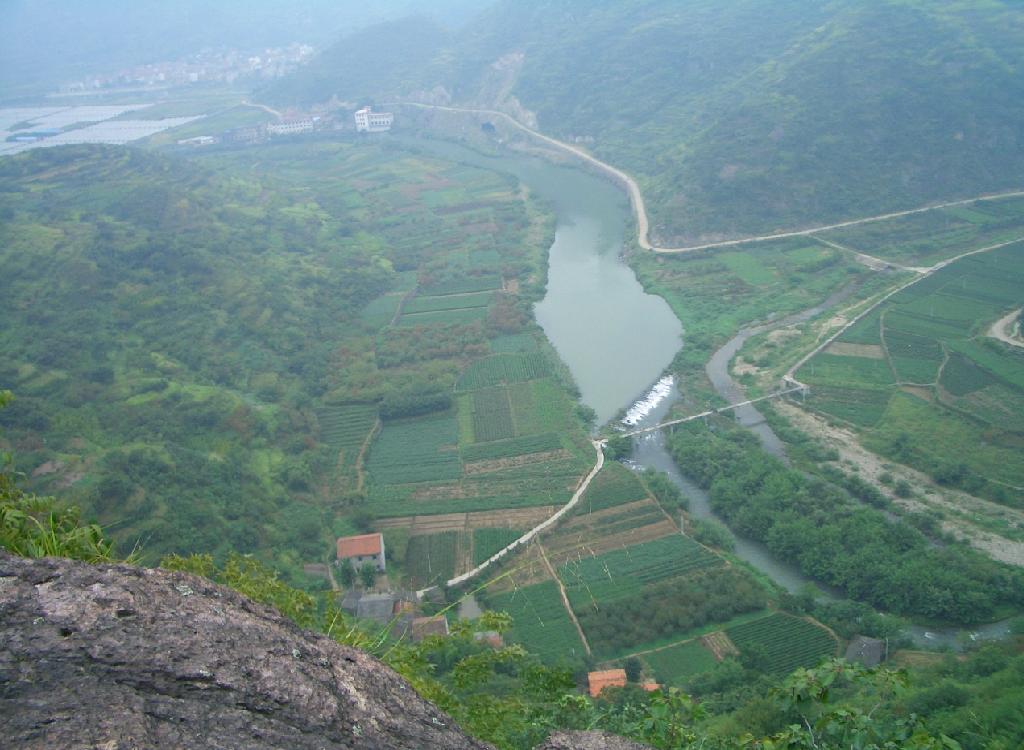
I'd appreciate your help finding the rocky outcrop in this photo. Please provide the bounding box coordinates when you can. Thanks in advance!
[0,553,490,749]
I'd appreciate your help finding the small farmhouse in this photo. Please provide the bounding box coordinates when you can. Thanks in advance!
[336,532,386,572]
[587,669,627,698]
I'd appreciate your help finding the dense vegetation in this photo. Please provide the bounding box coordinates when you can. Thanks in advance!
[3,464,1022,750]
[271,0,1024,243]
[668,422,1024,623]
[0,139,586,583]
[576,568,766,659]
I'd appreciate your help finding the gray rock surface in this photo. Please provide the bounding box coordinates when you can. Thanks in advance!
[0,553,491,749]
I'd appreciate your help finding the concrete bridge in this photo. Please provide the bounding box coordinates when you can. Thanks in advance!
[620,385,808,438]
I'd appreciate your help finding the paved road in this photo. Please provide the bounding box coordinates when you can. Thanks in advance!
[391,101,1024,255]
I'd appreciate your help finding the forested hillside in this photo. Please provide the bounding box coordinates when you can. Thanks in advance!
[0,141,570,580]
[269,0,1024,243]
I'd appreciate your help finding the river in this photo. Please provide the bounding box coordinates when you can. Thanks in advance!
[400,135,1013,647]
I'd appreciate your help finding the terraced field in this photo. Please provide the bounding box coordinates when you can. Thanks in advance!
[798,242,1024,502]
[725,613,838,675]
[642,641,718,686]
[405,531,463,588]
[559,534,722,609]
[487,580,588,662]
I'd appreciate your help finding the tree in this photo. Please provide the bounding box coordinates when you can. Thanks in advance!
[359,561,377,589]
[338,558,356,587]
[624,657,643,682]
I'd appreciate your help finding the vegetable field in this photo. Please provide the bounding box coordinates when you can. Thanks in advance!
[366,414,462,485]
[471,387,516,442]
[461,433,562,462]
[316,404,377,470]
[488,580,587,661]
[559,534,722,609]
[642,641,718,685]
[797,242,1024,502]
[725,613,837,675]
[457,353,553,390]
[405,531,462,588]
[575,463,649,513]
[473,528,523,565]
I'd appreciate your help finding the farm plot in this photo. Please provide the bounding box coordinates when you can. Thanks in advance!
[470,387,515,442]
[420,274,502,296]
[473,527,524,565]
[366,414,462,485]
[804,386,891,427]
[461,433,563,462]
[797,243,1024,503]
[405,531,463,588]
[559,534,722,610]
[642,641,718,686]
[816,197,1024,266]
[457,353,552,390]
[397,307,487,327]
[725,613,837,675]
[317,404,377,461]
[487,580,587,661]
[403,291,493,314]
[574,462,650,514]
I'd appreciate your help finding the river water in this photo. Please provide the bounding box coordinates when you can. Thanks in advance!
[395,136,683,425]
[401,135,1012,646]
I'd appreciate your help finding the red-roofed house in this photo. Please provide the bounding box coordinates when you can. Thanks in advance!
[588,669,627,698]
[336,532,386,572]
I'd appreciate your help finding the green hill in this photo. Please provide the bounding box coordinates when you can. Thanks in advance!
[268,0,1024,243]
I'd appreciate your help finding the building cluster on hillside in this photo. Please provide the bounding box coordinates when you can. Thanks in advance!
[59,44,315,94]
[181,105,394,148]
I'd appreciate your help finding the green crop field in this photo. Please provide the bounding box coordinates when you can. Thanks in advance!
[397,307,488,327]
[725,613,837,675]
[405,531,462,588]
[797,242,1024,504]
[316,404,377,470]
[489,333,539,353]
[403,291,494,314]
[366,414,462,485]
[559,535,722,610]
[461,433,563,462]
[457,353,553,390]
[642,641,719,686]
[471,387,516,442]
[488,580,587,662]
[510,378,576,435]
[817,196,1024,266]
[473,528,523,565]
[575,463,649,514]
[589,505,669,536]
[420,275,502,296]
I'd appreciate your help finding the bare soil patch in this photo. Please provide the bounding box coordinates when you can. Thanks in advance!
[779,401,1024,567]
[702,631,739,661]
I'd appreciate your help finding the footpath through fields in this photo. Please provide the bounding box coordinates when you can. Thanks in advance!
[390,101,1024,256]
[416,438,606,597]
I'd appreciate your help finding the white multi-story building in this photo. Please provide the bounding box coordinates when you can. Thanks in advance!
[354,107,394,133]
[267,117,317,136]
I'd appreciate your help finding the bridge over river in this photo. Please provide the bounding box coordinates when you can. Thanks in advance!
[620,385,807,438]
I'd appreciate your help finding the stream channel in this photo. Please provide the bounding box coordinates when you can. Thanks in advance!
[401,135,1012,649]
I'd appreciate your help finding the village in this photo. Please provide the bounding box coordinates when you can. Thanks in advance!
[176,105,393,147]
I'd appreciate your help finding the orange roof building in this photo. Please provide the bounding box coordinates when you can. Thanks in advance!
[641,682,661,692]
[336,532,386,572]
[588,669,627,698]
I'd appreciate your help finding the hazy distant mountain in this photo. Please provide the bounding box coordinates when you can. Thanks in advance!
[0,0,485,99]
[270,0,1024,242]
